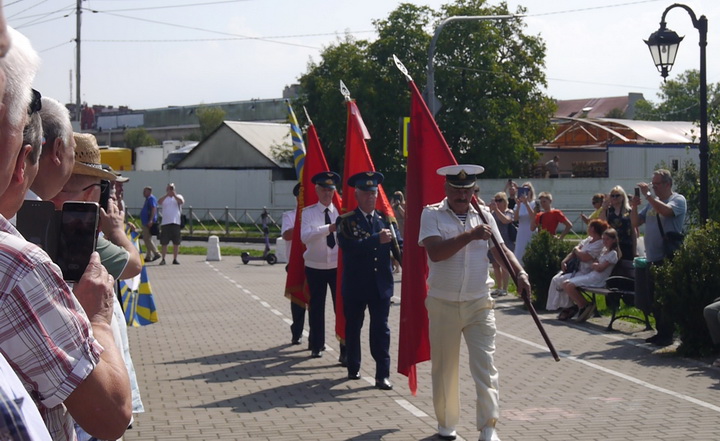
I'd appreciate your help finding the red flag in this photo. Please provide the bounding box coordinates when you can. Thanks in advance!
[284,123,342,308]
[335,99,397,341]
[397,80,457,395]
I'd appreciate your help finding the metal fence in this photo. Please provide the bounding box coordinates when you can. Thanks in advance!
[127,206,595,240]
[127,207,285,238]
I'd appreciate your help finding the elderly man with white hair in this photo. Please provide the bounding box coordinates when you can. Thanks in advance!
[29,96,76,200]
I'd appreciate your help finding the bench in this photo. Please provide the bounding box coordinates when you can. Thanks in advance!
[577,259,653,331]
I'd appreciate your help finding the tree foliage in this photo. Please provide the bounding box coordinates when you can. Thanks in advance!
[197,106,226,140]
[124,128,157,148]
[634,70,720,122]
[295,0,555,190]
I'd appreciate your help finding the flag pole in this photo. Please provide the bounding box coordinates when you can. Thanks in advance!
[471,198,560,362]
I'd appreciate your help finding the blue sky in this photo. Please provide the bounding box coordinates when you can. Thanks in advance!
[8,0,720,110]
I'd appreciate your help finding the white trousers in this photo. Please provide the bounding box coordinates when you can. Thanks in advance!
[426,295,499,431]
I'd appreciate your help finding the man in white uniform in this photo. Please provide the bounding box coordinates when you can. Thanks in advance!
[419,165,530,441]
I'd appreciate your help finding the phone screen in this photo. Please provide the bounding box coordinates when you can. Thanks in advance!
[634,187,640,198]
[518,187,530,198]
[99,179,111,212]
[57,202,99,282]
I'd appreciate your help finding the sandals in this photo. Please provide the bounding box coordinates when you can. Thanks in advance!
[557,306,578,321]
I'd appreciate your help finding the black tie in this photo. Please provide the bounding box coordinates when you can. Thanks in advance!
[366,214,373,232]
[325,208,336,249]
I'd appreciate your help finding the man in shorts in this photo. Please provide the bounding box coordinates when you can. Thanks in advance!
[158,183,185,265]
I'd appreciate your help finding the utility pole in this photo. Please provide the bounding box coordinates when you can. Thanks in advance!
[75,0,82,122]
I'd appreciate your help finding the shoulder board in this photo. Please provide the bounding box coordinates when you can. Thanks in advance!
[339,211,355,219]
[425,202,443,210]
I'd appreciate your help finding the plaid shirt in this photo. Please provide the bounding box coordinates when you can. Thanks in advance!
[0,216,103,441]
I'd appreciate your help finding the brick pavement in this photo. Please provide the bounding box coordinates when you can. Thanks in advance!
[124,253,720,441]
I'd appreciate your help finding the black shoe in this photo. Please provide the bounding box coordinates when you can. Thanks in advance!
[291,338,302,345]
[338,353,347,367]
[646,334,673,346]
[172,259,180,265]
[159,259,166,266]
[310,350,323,358]
[375,378,393,390]
[147,254,160,262]
[348,372,360,380]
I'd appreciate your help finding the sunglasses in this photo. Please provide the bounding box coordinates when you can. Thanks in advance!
[494,198,505,202]
[28,89,42,115]
[610,194,622,198]
[81,180,110,192]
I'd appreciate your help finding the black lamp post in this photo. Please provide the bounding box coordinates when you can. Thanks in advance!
[645,3,708,223]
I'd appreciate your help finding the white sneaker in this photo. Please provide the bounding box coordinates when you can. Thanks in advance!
[438,425,457,440]
[479,426,501,441]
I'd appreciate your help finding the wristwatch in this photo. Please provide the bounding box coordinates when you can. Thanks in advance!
[645,191,652,198]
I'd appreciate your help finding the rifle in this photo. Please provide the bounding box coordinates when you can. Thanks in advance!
[471,198,560,362]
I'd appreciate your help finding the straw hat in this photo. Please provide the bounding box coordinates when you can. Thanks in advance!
[72,133,117,181]
[102,163,129,182]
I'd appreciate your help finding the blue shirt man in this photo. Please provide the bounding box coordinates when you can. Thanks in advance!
[140,186,160,262]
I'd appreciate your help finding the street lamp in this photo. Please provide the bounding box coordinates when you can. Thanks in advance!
[645,3,708,223]
[424,15,519,117]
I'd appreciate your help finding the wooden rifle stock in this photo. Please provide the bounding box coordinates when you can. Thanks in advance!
[471,198,560,362]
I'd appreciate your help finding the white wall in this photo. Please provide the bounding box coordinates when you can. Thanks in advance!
[609,144,699,179]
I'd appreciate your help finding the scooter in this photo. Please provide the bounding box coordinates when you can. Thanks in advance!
[241,208,277,265]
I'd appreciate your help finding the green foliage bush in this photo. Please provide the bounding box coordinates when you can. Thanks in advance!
[522,230,574,310]
[654,221,720,357]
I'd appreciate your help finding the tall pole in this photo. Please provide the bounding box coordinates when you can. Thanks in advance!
[75,0,82,122]
[656,4,708,222]
[424,15,518,117]
[698,15,708,223]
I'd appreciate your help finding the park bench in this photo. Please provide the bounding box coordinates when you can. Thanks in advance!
[578,259,653,331]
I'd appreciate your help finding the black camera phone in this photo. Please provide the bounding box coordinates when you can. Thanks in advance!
[99,179,111,212]
[634,187,641,198]
[16,200,59,261]
[57,202,99,282]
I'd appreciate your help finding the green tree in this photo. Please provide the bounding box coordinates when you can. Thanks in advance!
[197,106,226,140]
[634,70,720,122]
[124,128,157,148]
[296,0,555,190]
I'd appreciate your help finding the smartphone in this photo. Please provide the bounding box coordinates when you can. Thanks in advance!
[634,187,640,198]
[518,187,530,198]
[99,179,111,212]
[16,200,58,260]
[57,202,99,282]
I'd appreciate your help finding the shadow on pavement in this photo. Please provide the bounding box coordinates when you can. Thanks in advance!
[198,377,364,412]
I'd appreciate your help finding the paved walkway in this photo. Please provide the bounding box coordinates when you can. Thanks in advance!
[124,253,720,441]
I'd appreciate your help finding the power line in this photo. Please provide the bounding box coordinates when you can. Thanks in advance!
[88,0,253,13]
[525,0,667,17]
[87,9,323,49]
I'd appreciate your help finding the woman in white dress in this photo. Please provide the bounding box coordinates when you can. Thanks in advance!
[513,181,538,264]
[548,219,608,317]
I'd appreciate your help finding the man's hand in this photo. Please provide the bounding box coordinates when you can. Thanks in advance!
[73,252,115,326]
[469,224,491,241]
[517,271,531,300]
[379,228,392,244]
[99,198,125,238]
